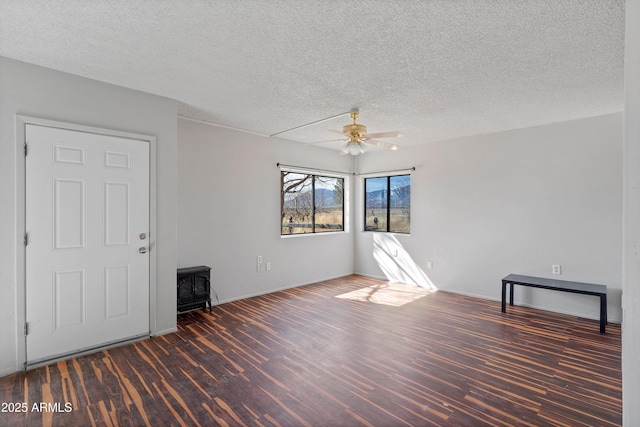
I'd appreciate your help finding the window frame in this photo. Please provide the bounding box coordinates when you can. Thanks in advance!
[363,174,411,234]
[280,169,346,236]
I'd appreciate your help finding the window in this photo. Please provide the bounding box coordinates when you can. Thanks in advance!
[281,171,344,235]
[364,174,410,233]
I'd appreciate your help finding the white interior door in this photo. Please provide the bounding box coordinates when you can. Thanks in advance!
[25,124,150,365]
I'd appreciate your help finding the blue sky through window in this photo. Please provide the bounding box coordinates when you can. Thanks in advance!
[366,177,387,193]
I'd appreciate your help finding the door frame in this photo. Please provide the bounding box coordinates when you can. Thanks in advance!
[15,115,158,370]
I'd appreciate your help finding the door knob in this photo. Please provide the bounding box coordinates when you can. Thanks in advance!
[139,233,147,240]
[139,247,147,254]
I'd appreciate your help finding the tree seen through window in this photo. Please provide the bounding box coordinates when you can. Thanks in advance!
[281,172,344,235]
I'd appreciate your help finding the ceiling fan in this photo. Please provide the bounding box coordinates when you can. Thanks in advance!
[314,111,403,155]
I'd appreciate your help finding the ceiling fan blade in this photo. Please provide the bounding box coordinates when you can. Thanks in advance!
[308,138,345,145]
[365,139,399,150]
[366,131,403,139]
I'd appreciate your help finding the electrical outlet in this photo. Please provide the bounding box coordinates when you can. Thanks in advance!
[426,260,433,270]
[266,262,271,271]
[552,264,561,275]
[257,255,262,264]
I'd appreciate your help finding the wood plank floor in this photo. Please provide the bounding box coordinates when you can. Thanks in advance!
[0,275,621,426]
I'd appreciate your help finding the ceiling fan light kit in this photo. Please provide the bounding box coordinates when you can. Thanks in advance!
[341,140,367,156]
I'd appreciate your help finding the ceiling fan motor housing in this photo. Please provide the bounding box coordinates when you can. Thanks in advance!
[344,123,367,144]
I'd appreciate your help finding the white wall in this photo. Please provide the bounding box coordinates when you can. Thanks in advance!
[177,118,355,302]
[0,57,178,376]
[355,113,623,323]
[623,0,640,422]
[178,111,624,323]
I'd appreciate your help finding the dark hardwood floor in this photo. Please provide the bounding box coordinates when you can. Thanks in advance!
[0,275,621,426]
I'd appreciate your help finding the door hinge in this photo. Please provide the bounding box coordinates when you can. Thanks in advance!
[24,322,29,336]
[24,143,28,156]
[24,233,28,246]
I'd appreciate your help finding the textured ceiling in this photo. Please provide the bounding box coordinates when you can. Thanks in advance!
[0,0,625,151]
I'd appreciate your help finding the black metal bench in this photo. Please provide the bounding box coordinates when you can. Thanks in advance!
[501,274,607,333]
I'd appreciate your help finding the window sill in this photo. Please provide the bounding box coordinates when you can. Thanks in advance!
[281,231,347,239]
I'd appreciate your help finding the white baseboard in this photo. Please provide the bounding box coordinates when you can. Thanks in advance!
[215,274,354,305]
[153,327,179,337]
[443,288,621,324]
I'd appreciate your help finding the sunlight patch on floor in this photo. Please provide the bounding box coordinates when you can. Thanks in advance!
[335,282,435,307]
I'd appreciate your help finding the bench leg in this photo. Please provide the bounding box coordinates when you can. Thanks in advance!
[501,281,507,312]
[600,294,607,334]
[509,283,514,306]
